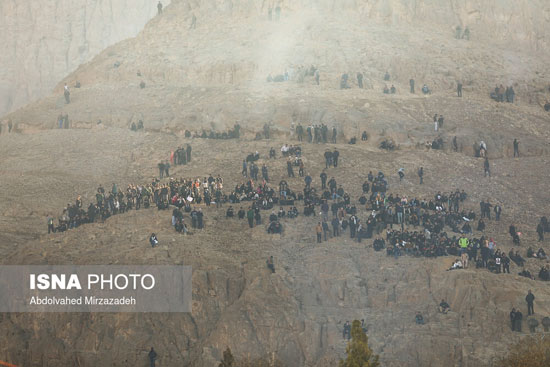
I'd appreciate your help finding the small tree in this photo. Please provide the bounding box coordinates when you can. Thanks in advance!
[219,347,235,367]
[339,320,380,367]
[498,336,550,367]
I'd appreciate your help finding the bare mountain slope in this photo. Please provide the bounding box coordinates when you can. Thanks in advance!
[0,0,171,118]
[1,1,550,366]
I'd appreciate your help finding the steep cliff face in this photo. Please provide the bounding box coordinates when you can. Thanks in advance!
[0,0,170,117]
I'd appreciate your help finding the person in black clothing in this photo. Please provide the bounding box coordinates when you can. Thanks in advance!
[418,167,424,184]
[513,139,519,157]
[333,149,339,167]
[237,207,245,219]
[158,162,165,179]
[537,222,544,241]
[296,124,304,141]
[331,217,340,237]
[502,254,510,273]
[247,208,254,228]
[510,308,517,331]
[149,347,157,367]
[186,144,192,162]
[262,164,269,182]
[287,159,295,177]
[320,171,327,189]
[439,299,450,314]
[515,309,523,332]
[357,73,363,88]
[526,290,535,315]
[410,78,415,93]
[324,150,333,168]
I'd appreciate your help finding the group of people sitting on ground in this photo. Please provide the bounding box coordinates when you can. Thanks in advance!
[278,144,302,158]
[267,65,318,84]
[185,124,241,140]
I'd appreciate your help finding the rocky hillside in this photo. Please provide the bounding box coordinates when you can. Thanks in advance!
[1,0,550,366]
[3,0,550,154]
[0,0,171,117]
[0,130,549,367]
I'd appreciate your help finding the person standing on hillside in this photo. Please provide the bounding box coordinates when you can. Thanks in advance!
[266,256,275,273]
[316,222,323,243]
[64,84,70,104]
[513,139,520,157]
[510,308,517,331]
[262,164,269,182]
[418,167,424,184]
[526,290,535,315]
[537,221,545,242]
[324,150,333,168]
[483,157,490,177]
[164,161,170,178]
[190,13,197,29]
[47,215,55,234]
[457,82,462,97]
[241,160,247,177]
[186,144,192,162]
[148,347,158,367]
[287,159,295,177]
[410,78,415,93]
[332,149,340,167]
[247,207,254,228]
[320,170,327,189]
[493,204,502,221]
[463,27,470,40]
[157,1,162,15]
[158,161,165,179]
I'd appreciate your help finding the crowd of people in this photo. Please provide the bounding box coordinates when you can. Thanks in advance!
[293,123,338,144]
[46,140,546,279]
